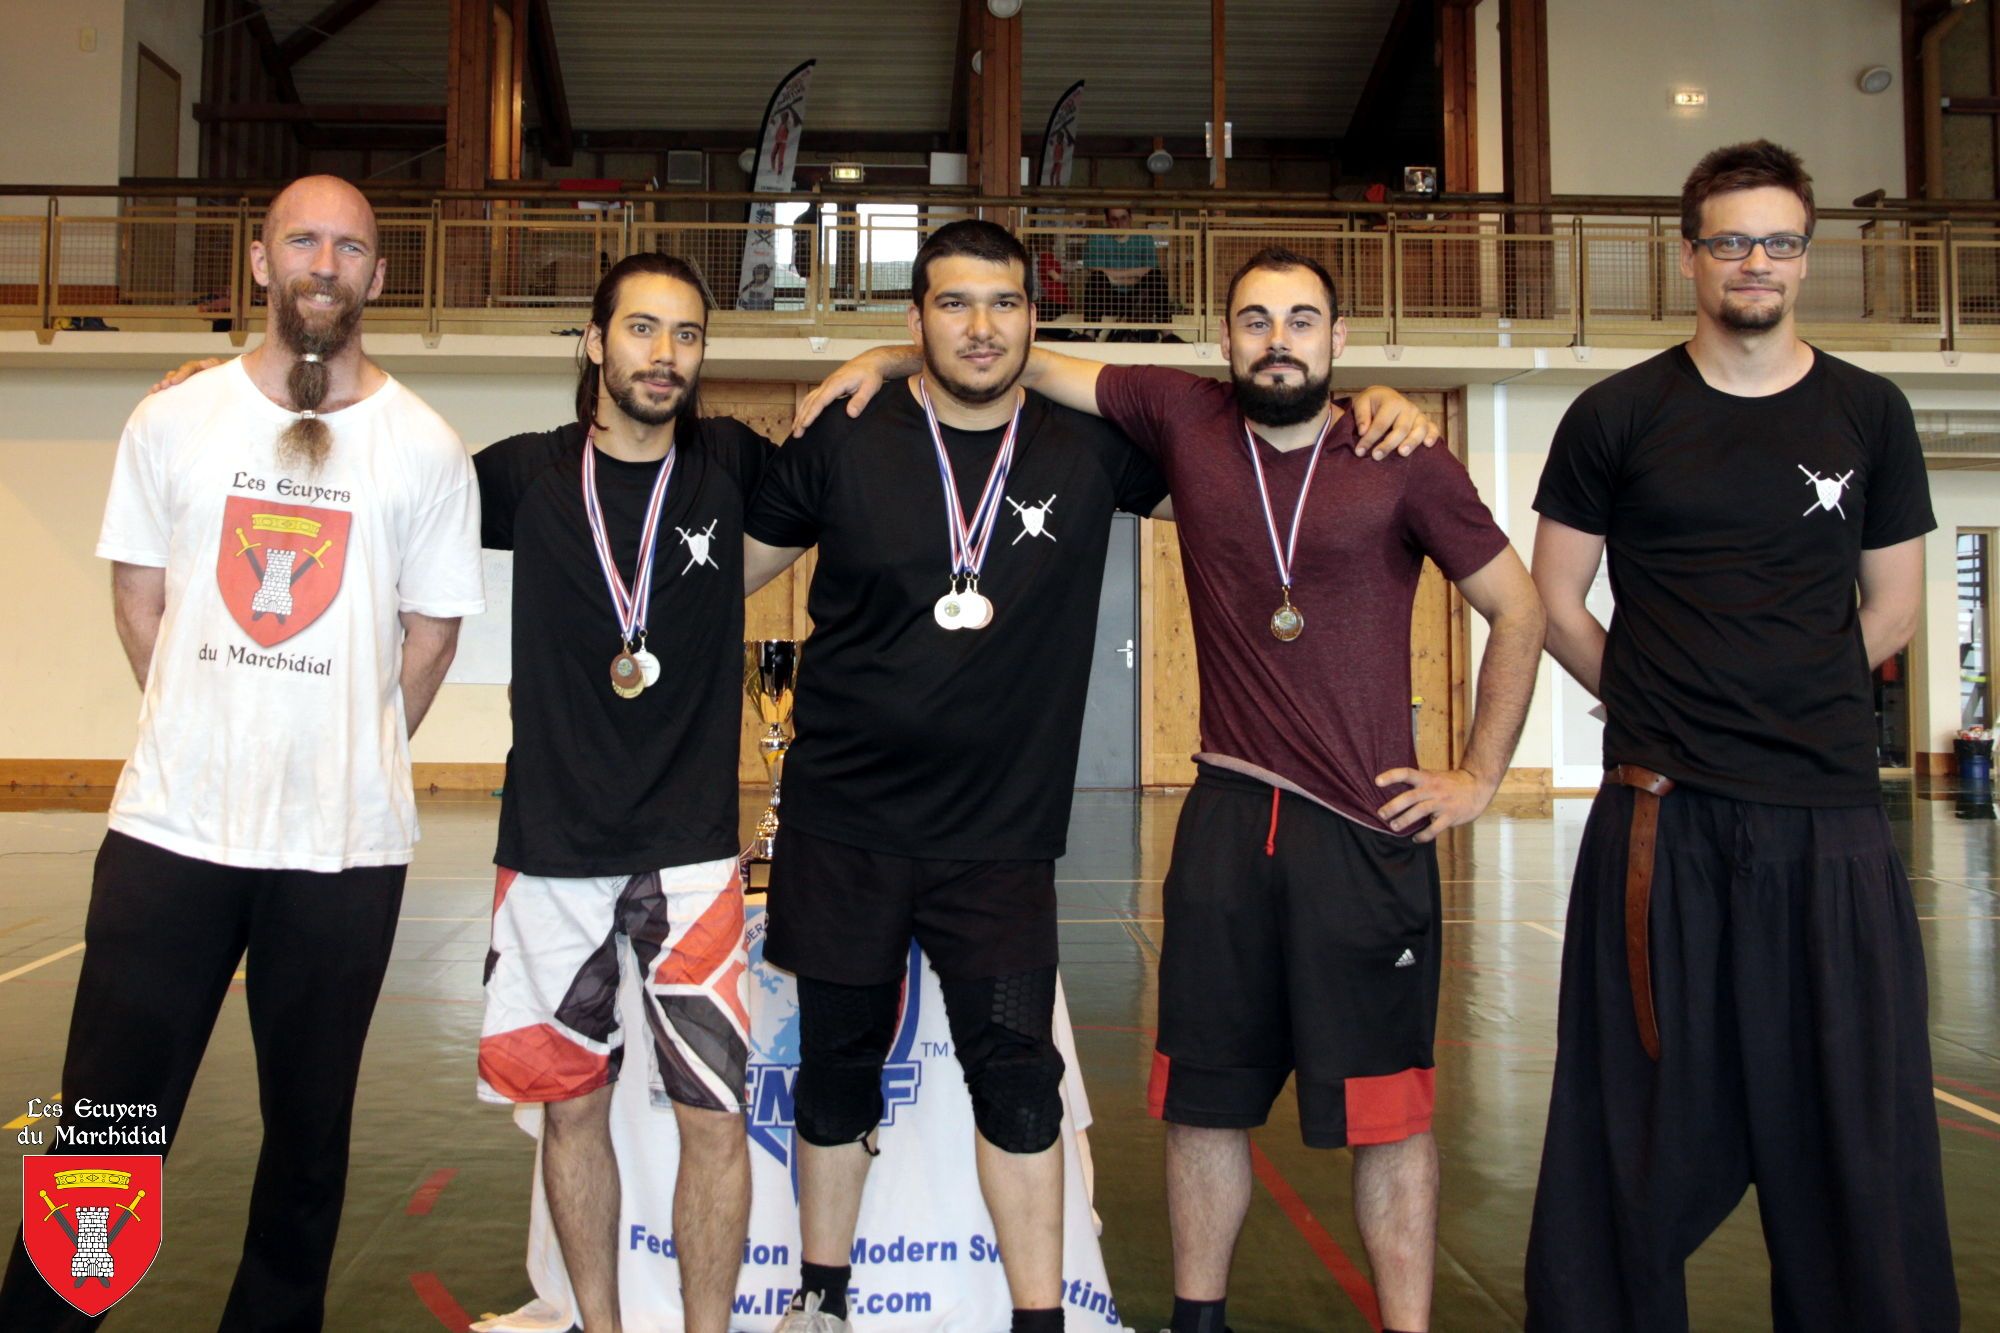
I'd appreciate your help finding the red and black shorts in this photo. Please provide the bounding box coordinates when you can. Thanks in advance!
[1150,763,1441,1149]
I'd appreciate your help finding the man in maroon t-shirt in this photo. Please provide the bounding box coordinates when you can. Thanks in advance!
[803,248,1544,1333]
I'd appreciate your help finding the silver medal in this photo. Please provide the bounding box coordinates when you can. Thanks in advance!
[633,648,662,686]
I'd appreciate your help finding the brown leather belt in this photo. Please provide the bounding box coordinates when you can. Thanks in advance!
[1606,764,1675,1061]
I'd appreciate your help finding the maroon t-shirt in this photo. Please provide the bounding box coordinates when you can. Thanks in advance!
[1098,365,1510,831]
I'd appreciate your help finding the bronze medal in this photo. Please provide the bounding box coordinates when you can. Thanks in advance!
[610,649,646,698]
[1271,601,1304,641]
[1243,415,1333,649]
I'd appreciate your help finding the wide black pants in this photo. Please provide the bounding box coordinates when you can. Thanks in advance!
[1524,785,1958,1331]
[0,831,405,1332]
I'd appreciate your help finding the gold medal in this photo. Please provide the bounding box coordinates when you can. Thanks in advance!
[610,649,646,698]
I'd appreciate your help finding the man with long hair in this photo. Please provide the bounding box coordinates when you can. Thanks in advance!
[471,252,766,1333]
[1525,140,1956,1330]
[0,175,484,1330]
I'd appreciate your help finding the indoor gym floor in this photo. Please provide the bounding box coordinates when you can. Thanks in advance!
[0,781,1993,1331]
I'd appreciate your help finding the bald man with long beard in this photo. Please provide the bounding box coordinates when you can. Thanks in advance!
[0,175,483,1330]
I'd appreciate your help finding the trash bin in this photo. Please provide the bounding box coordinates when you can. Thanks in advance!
[1957,737,1994,789]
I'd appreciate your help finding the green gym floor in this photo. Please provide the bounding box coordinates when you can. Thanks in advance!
[1,783,1994,1331]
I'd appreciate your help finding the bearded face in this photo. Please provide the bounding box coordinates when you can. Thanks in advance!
[270,274,365,475]
[1232,349,1334,428]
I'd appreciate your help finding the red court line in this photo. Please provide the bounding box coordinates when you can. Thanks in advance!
[1248,1141,1382,1331]
[410,1271,474,1331]
[406,1168,458,1216]
[1934,1075,2000,1105]
[1939,1115,2000,1143]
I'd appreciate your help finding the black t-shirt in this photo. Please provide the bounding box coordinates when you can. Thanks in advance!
[1533,345,1934,805]
[475,418,773,875]
[745,378,1169,859]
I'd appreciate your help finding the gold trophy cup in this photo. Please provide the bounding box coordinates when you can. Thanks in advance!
[742,639,799,865]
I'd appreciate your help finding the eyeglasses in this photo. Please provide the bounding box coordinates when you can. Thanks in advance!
[1689,232,1810,261]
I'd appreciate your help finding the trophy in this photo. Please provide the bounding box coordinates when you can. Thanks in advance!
[742,639,799,865]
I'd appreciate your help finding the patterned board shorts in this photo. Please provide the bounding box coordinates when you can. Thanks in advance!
[476,856,749,1113]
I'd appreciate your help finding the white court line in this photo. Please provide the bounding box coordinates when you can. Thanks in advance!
[1934,1088,2000,1128]
[1441,917,1567,925]
[1522,921,1567,942]
[1059,916,1163,924]
[0,942,83,984]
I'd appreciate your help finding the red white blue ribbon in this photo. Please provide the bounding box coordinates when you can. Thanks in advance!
[918,378,1022,581]
[581,429,676,648]
[1242,412,1334,594]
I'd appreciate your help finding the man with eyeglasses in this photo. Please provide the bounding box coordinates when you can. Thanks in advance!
[1524,140,1957,1330]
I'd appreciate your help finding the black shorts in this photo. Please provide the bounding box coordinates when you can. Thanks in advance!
[1151,764,1441,1149]
[763,823,1059,986]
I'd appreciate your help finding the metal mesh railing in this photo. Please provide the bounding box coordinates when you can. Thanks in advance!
[1954,240,2000,329]
[433,208,621,321]
[50,208,242,321]
[1795,236,1943,336]
[0,215,46,317]
[1206,226,1389,336]
[7,194,2000,349]
[1396,229,1575,336]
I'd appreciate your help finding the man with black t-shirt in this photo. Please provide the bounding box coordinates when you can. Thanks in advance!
[743,219,1170,1333]
[469,254,766,1333]
[801,247,1541,1333]
[1524,142,1957,1330]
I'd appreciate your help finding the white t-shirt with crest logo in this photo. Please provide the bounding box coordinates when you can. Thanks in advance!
[96,358,485,871]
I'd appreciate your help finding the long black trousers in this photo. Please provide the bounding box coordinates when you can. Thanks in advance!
[0,831,405,1332]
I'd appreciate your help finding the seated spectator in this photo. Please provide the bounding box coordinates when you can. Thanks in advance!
[1081,206,1169,326]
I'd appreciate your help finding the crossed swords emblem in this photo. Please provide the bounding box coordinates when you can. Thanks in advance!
[38,1188,145,1290]
[232,526,333,623]
[1007,494,1057,544]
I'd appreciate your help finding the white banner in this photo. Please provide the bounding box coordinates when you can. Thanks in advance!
[737,60,816,312]
[476,903,1129,1332]
[1037,81,1085,189]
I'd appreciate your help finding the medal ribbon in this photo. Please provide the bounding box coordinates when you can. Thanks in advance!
[581,429,676,647]
[1242,412,1335,594]
[919,378,1023,581]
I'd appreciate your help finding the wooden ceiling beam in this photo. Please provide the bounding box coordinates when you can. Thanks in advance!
[195,101,446,123]
[525,0,573,167]
[275,0,389,68]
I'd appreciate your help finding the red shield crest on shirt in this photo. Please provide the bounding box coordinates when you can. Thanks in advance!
[215,497,351,646]
[20,1155,164,1316]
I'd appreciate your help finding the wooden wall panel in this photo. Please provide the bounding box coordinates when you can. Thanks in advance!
[1141,517,1203,786]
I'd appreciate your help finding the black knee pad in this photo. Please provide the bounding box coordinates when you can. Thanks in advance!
[941,967,1066,1155]
[793,974,902,1147]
